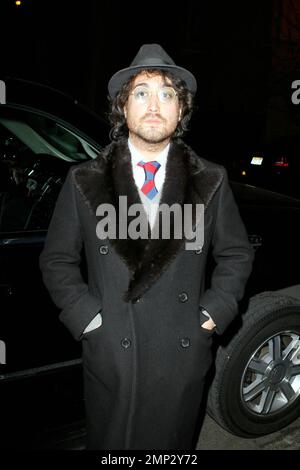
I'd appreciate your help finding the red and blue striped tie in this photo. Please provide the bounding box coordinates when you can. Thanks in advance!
[138,160,161,200]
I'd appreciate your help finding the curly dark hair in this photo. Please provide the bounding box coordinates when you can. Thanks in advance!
[108,69,195,141]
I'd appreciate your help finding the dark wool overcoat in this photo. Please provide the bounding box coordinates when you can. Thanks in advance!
[39,138,254,450]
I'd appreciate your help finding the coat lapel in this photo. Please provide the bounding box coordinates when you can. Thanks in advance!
[73,138,224,301]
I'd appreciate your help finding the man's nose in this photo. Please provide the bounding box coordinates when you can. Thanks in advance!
[147,91,160,112]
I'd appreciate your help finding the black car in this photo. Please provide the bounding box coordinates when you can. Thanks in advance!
[0,78,109,449]
[0,78,300,448]
[225,139,300,200]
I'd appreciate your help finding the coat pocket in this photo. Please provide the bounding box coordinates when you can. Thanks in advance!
[199,325,215,339]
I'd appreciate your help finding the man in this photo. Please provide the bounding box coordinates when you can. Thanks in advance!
[39,44,254,450]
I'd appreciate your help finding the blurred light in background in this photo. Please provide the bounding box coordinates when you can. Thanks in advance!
[274,156,289,168]
[251,156,264,166]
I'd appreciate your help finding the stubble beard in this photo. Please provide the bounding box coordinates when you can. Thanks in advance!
[137,128,169,144]
[133,121,176,145]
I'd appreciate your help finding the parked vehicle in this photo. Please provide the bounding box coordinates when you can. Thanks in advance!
[0,78,299,448]
[0,78,109,449]
[226,139,300,199]
[207,182,300,437]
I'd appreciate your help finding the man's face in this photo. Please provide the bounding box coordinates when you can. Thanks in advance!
[124,72,182,144]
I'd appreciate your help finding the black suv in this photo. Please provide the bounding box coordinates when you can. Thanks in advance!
[1,79,300,448]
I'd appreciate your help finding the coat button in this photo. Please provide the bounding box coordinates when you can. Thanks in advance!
[121,338,131,349]
[181,337,190,348]
[178,292,188,303]
[132,297,141,304]
[99,245,109,255]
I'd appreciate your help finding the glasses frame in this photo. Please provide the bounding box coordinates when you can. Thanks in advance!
[129,85,178,105]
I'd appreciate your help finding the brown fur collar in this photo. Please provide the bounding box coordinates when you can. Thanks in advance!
[73,138,224,301]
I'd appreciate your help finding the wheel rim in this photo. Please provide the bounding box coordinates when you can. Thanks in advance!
[241,330,300,415]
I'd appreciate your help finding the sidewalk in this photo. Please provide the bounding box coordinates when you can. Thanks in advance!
[197,413,300,450]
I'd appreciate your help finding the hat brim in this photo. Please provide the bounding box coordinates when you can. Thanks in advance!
[108,64,197,98]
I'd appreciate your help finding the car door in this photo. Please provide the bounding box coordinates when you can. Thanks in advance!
[0,105,104,448]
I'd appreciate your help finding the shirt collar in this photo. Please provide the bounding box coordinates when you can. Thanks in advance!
[128,138,169,169]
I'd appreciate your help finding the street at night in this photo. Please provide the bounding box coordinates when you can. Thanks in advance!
[1,0,300,458]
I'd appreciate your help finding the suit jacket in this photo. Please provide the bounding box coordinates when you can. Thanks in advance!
[39,138,254,450]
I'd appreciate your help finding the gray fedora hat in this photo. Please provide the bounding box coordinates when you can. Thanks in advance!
[108,43,197,98]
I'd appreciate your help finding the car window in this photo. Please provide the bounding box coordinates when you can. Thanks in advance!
[0,108,99,233]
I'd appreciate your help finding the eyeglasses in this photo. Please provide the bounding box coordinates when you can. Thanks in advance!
[130,85,178,105]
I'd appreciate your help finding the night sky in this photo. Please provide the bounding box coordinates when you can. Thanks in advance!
[1,0,298,162]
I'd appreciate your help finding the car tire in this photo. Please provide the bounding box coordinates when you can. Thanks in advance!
[207,292,300,437]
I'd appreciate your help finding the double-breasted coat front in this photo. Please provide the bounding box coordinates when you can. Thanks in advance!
[39,138,254,450]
